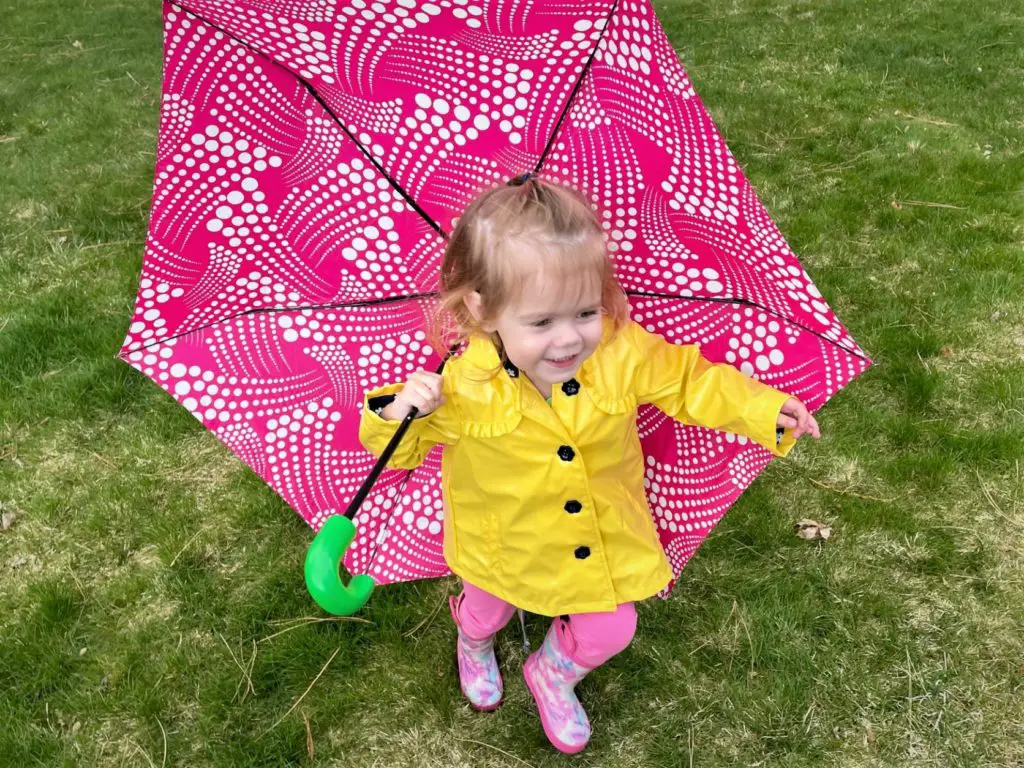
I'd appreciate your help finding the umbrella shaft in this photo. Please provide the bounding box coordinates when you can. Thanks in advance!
[343,405,419,519]
[343,351,454,520]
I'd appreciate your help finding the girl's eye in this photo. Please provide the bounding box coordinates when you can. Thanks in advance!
[531,319,552,328]
[579,310,599,319]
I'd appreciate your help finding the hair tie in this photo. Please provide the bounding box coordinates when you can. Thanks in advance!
[506,172,534,187]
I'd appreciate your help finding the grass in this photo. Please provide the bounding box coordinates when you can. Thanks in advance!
[1,0,1022,765]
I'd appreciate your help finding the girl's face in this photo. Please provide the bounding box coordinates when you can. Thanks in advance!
[469,271,605,399]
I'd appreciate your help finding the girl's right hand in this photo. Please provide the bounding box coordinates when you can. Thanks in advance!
[381,370,445,421]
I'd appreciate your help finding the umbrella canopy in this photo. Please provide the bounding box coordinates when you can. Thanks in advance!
[122,0,870,594]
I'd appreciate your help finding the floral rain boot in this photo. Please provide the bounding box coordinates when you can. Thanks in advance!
[522,619,595,753]
[449,594,503,711]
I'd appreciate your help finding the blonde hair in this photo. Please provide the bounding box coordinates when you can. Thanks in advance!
[431,176,629,370]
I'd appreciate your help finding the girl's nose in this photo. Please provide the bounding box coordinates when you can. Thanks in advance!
[556,324,582,347]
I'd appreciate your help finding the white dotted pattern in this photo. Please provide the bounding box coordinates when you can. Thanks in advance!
[122,0,870,589]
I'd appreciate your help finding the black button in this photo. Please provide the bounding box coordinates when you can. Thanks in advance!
[574,546,590,560]
[502,359,519,378]
[557,445,575,462]
[561,378,580,396]
[564,500,582,514]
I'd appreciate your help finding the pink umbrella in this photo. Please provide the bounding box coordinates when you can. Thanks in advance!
[122,0,871,612]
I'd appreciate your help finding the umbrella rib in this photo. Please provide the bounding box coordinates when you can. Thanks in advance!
[172,1,447,241]
[296,79,447,239]
[117,291,440,355]
[121,289,868,362]
[625,290,872,362]
[363,466,419,576]
[532,0,621,175]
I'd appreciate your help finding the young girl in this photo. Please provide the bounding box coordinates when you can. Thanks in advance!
[358,175,819,754]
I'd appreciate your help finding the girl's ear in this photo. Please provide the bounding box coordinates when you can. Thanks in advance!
[464,291,483,321]
[464,291,495,331]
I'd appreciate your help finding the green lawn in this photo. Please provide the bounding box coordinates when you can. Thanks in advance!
[1,0,1022,765]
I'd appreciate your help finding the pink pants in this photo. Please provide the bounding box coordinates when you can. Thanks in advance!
[455,580,637,668]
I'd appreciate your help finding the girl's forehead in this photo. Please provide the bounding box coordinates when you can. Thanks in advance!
[508,268,602,315]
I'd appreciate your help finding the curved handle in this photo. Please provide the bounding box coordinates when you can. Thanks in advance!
[304,515,376,616]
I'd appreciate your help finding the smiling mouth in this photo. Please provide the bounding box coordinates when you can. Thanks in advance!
[546,353,579,364]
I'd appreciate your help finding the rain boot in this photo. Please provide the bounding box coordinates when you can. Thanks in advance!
[522,618,594,753]
[449,594,503,711]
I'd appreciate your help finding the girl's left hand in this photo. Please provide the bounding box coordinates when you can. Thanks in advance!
[777,397,821,440]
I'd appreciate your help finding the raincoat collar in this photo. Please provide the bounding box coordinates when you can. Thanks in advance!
[459,332,511,374]
[456,317,636,432]
[454,333,524,437]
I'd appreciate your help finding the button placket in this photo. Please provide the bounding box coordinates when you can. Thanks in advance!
[552,437,599,572]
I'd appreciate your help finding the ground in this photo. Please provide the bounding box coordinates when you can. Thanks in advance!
[1,0,1022,765]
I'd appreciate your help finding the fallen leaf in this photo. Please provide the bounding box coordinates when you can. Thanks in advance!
[72,40,83,49]
[1,510,17,530]
[794,519,832,541]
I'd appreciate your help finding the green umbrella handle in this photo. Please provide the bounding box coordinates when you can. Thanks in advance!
[304,515,375,616]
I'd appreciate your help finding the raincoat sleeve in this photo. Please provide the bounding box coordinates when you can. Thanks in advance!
[358,373,462,470]
[626,322,797,457]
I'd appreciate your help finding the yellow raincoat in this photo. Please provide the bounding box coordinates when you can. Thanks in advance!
[359,318,797,616]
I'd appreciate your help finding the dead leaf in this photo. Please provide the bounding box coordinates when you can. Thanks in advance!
[794,519,832,541]
[891,200,902,210]
[1,510,17,530]
[864,720,876,744]
[72,40,83,49]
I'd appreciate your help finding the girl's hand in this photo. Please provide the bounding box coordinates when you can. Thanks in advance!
[381,370,445,421]
[777,397,821,440]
